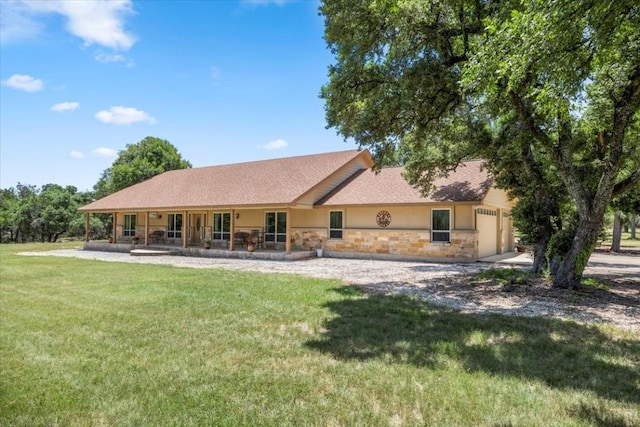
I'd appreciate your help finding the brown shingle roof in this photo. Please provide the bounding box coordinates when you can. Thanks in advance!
[80,150,371,212]
[317,160,493,206]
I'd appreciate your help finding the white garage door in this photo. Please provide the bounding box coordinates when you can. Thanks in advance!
[477,208,498,258]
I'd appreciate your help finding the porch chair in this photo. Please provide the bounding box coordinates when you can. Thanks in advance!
[149,230,165,243]
[250,229,263,249]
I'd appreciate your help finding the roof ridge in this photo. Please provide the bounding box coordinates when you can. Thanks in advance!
[186,149,362,171]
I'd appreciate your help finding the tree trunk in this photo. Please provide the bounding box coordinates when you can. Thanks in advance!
[631,214,637,240]
[552,217,603,289]
[531,241,548,273]
[610,210,622,252]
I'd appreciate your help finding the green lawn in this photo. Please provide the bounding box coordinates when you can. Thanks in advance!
[599,232,640,250]
[1,243,638,426]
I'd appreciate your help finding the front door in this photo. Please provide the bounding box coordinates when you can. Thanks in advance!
[190,213,205,245]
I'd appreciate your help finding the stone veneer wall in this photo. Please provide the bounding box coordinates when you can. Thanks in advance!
[291,228,328,251]
[293,228,478,260]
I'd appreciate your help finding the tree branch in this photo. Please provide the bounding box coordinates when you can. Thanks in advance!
[612,170,640,197]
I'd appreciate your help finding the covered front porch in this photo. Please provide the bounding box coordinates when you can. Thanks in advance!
[83,240,316,261]
[81,207,319,256]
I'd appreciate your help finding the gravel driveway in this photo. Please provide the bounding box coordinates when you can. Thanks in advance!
[20,248,640,331]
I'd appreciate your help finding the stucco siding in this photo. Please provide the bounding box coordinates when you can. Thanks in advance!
[291,209,326,228]
[453,205,474,229]
[482,187,512,209]
[343,206,430,229]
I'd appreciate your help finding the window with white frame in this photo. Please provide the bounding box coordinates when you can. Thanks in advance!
[329,211,343,239]
[264,211,287,243]
[431,209,451,242]
[213,213,231,241]
[123,214,136,237]
[167,213,183,239]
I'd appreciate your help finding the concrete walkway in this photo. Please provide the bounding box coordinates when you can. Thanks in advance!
[479,252,533,265]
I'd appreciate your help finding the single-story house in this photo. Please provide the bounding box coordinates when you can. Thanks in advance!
[79,149,514,261]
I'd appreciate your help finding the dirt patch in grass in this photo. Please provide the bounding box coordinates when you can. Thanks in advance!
[361,266,640,333]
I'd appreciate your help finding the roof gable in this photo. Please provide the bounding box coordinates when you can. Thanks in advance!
[317,160,493,206]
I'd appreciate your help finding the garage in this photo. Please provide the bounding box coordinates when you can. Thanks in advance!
[477,208,498,258]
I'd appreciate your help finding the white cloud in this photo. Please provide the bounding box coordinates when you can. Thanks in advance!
[0,1,43,42]
[259,138,289,150]
[91,147,117,158]
[94,50,134,66]
[24,0,136,50]
[69,150,85,159]
[1,74,44,92]
[51,101,79,112]
[95,106,156,125]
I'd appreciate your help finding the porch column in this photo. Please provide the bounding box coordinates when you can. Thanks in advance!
[84,213,90,242]
[285,207,292,255]
[230,209,236,251]
[183,210,188,248]
[144,211,150,246]
[112,212,117,243]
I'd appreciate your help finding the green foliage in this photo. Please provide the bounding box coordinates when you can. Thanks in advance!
[581,278,610,291]
[94,136,191,198]
[575,244,595,277]
[546,228,575,264]
[0,184,96,243]
[476,268,532,287]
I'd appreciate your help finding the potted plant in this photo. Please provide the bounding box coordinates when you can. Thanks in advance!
[316,239,323,257]
[131,236,140,245]
[203,239,212,249]
[108,236,113,244]
[246,237,256,252]
[515,239,527,253]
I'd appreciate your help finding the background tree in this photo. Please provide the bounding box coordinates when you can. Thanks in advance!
[320,0,640,289]
[5,184,40,243]
[94,136,192,198]
[609,185,640,251]
[33,184,81,242]
[0,188,21,243]
[0,184,99,243]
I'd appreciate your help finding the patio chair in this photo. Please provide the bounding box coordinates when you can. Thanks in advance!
[234,231,250,247]
[149,230,165,243]
[250,229,263,249]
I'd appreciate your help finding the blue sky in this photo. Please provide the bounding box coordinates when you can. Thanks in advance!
[0,0,356,191]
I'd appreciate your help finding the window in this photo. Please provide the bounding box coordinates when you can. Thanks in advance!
[432,209,451,242]
[265,211,287,243]
[213,213,231,241]
[167,213,183,239]
[124,214,136,237]
[329,211,343,239]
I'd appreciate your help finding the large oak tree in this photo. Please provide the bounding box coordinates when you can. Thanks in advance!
[320,0,639,288]
[94,136,192,198]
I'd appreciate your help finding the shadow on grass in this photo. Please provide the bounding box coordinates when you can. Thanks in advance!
[569,402,638,427]
[307,288,640,404]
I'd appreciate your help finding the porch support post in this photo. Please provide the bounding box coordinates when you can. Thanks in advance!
[144,211,150,246]
[84,213,90,242]
[230,209,236,251]
[183,210,188,248]
[285,207,292,255]
[112,212,117,243]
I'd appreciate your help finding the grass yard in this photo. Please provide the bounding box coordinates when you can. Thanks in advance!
[599,232,640,251]
[1,243,639,426]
